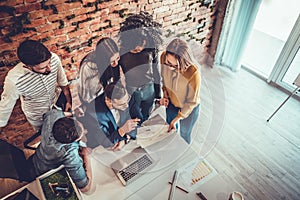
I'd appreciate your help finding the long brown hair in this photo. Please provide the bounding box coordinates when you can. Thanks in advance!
[166,38,195,72]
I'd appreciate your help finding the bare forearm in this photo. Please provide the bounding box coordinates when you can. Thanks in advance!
[79,148,92,193]
[60,85,72,105]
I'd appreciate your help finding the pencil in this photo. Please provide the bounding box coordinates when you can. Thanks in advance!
[168,170,179,200]
[168,181,189,193]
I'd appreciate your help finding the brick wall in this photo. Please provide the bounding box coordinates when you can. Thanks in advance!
[0,0,225,147]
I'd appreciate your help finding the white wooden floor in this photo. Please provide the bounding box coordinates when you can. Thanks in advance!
[190,66,300,199]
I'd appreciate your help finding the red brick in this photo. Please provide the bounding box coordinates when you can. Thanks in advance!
[47,13,68,22]
[44,0,65,5]
[156,10,172,20]
[10,31,36,41]
[0,0,23,7]
[15,3,41,14]
[29,9,53,19]
[49,44,58,52]
[145,2,162,10]
[98,1,117,9]
[32,31,53,41]
[67,14,87,25]
[36,22,60,33]
[78,19,99,29]
[55,48,68,55]
[54,26,75,36]
[86,11,103,19]
[54,35,68,43]
[73,7,95,16]
[25,0,38,3]
[23,18,47,27]
[68,28,90,39]
[82,0,95,3]
[56,2,82,13]
[90,23,102,32]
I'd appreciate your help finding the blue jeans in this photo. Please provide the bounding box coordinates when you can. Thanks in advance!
[166,102,200,144]
[128,83,155,124]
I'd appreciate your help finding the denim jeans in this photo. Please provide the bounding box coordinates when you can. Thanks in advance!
[128,83,155,123]
[166,102,200,144]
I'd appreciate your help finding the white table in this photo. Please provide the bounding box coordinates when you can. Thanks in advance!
[81,132,233,200]
[2,113,233,200]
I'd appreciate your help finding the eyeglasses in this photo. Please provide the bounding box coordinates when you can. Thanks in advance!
[112,93,131,109]
[164,62,178,69]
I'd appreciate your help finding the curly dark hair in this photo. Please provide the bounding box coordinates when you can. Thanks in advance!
[52,117,82,144]
[119,11,163,54]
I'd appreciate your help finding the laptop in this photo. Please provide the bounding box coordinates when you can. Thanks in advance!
[110,147,155,186]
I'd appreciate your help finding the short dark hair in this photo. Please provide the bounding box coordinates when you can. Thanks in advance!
[104,83,127,100]
[52,117,82,144]
[17,39,51,66]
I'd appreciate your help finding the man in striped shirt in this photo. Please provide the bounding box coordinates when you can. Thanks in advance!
[0,40,72,131]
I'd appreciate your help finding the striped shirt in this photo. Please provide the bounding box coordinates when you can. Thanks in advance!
[0,53,69,128]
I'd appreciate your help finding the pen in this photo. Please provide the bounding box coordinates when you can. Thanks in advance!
[168,170,179,200]
[168,182,189,193]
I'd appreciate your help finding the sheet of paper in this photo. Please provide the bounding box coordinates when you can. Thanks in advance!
[174,158,217,192]
[136,125,171,148]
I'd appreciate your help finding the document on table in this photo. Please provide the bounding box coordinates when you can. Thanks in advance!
[175,158,217,192]
[136,124,171,148]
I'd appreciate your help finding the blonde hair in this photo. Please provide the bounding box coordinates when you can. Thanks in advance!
[166,38,195,72]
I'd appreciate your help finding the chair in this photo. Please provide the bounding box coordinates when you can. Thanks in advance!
[0,139,35,182]
[23,131,41,150]
[267,72,300,122]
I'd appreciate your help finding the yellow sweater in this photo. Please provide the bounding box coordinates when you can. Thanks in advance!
[160,52,201,119]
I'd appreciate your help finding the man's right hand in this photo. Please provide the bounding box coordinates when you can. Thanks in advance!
[119,118,140,136]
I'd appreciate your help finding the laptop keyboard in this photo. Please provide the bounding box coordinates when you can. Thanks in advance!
[119,154,153,182]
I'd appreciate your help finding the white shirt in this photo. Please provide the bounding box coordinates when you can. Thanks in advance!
[111,108,120,126]
[0,53,68,127]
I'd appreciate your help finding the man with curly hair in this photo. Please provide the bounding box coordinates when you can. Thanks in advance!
[118,12,162,124]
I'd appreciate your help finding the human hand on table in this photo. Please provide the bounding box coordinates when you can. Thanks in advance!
[111,140,126,151]
[159,97,169,107]
[168,117,181,132]
[119,118,140,136]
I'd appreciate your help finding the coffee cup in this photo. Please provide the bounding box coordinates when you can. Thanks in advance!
[229,191,244,200]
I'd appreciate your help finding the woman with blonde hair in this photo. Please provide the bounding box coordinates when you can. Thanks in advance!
[160,38,201,144]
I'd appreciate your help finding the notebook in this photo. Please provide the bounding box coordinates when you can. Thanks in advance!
[110,147,155,186]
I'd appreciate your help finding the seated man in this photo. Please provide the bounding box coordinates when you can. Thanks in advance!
[32,109,92,193]
[92,83,140,150]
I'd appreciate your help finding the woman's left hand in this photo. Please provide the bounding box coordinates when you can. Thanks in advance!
[168,117,180,132]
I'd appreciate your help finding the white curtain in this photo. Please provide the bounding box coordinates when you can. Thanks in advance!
[214,0,262,71]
